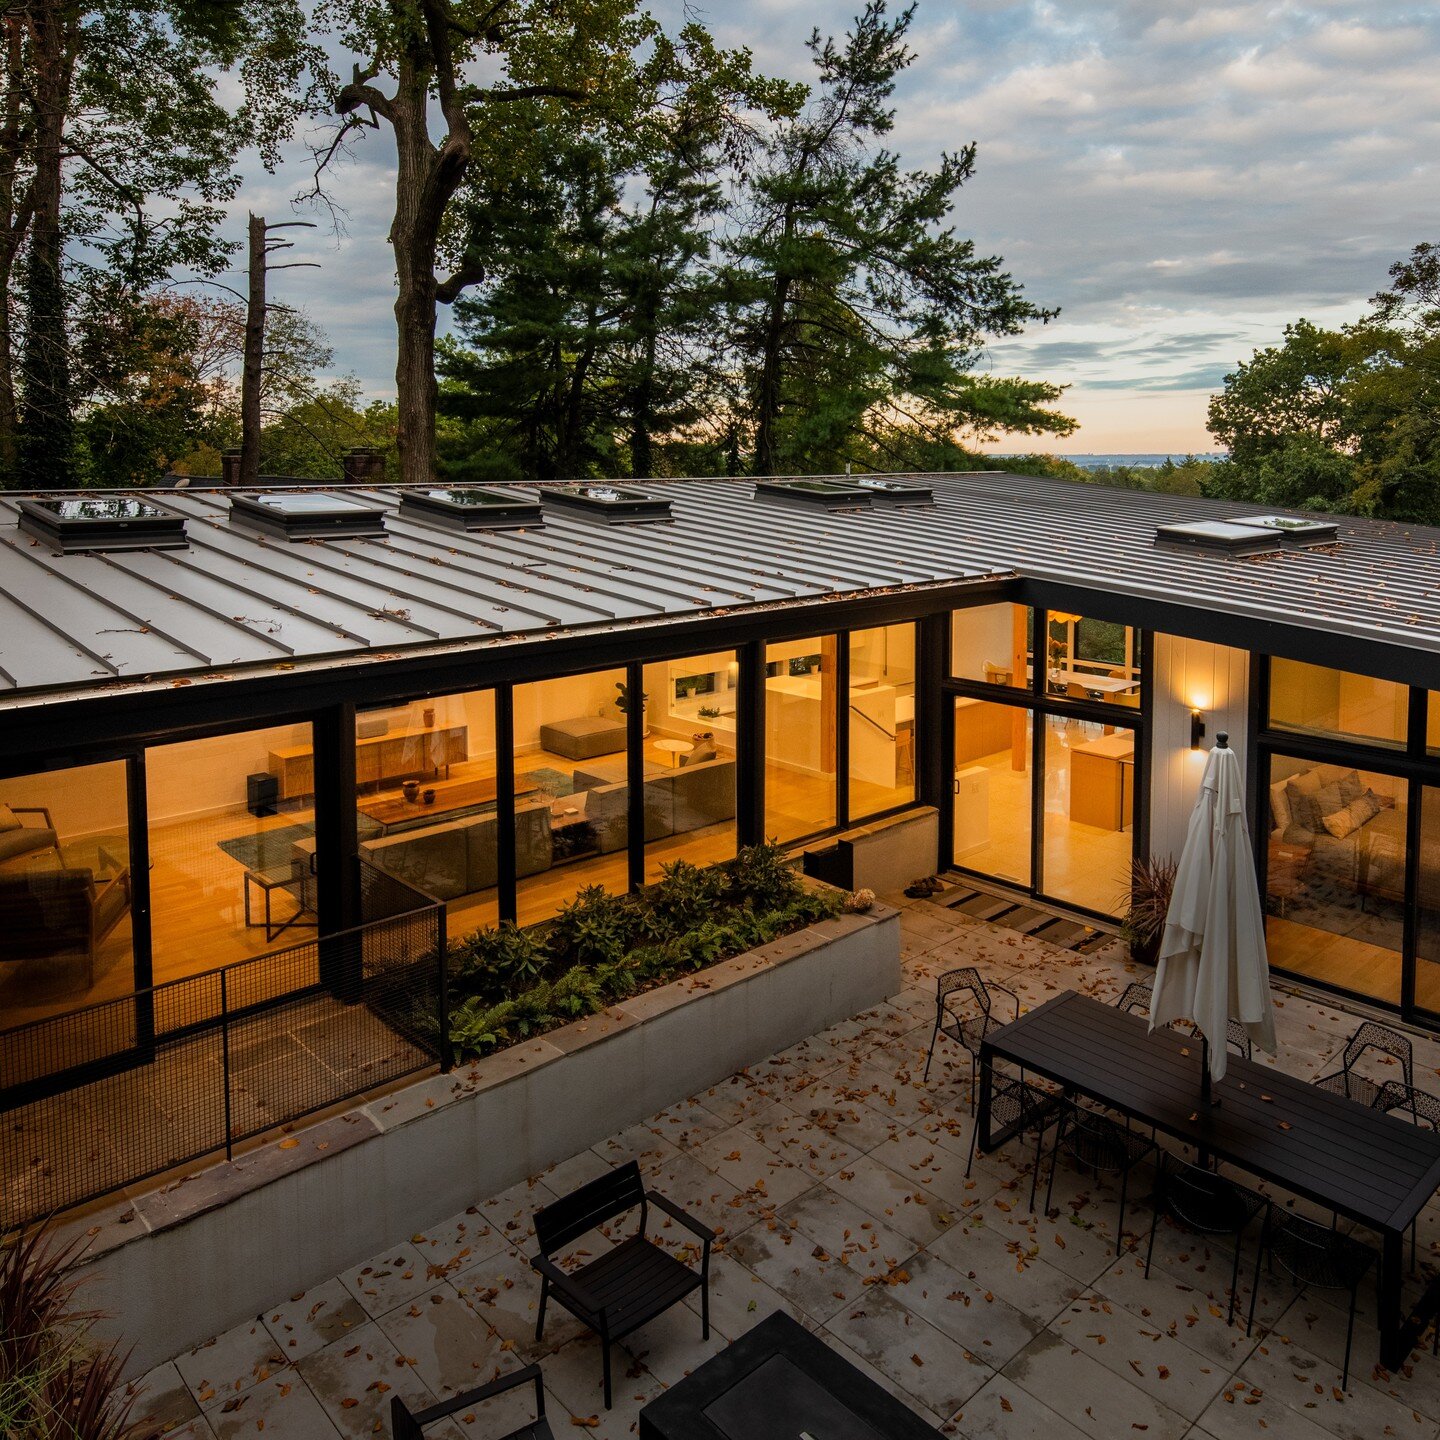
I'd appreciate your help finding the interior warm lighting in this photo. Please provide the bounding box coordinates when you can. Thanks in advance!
[1191,708,1207,749]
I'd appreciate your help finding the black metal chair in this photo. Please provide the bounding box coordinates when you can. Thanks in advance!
[1042,1099,1157,1254]
[1144,1153,1267,1326]
[965,1072,1060,1212]
[530,1161,713,1410]
[391,1363,551,1439]
[1248,1211,1377,1390]
[923,966,1020,1108]
[1115,981,1252,1059]
[1312,1020,1414,1106]
[1372,1079,1440,1270]
[1115,981,1153,1015]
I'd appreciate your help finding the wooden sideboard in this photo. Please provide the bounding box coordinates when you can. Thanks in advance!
[269,724,468,801]
[954,695,1018,765]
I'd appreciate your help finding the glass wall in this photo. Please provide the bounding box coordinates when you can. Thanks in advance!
[849,624,916,819]
[513,667,629,926]
[0,759,133,1028]
[1044,612,1141,705]
[639,651,738,883]
[1043,721,1136,916]
[1270,659,1406,748]
[951,603,1031,688]
[765,636,837,842]
[354,692,499,934]
[1263,752,1404,1005]
[1416,786,1440,1014]
[952,699,1031,887]
[147,724,318,986]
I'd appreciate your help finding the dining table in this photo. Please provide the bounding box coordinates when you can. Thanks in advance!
[976,989,1440,1369]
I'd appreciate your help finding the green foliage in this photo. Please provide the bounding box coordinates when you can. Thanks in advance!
[1204,243,1440,523]
[444,844,842,1057]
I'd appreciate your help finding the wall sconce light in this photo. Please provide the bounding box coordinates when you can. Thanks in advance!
[1190,708,1207,749]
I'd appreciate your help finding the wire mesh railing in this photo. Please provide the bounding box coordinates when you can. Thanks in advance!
[1,890,446,1233]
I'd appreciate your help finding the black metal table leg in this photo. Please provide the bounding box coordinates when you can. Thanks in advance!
[977,1047,996,1153]
[1380,1227,1405,1370]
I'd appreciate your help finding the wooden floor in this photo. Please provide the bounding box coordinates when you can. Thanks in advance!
[954,720,1133,918]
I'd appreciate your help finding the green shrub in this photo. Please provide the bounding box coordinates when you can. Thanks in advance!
[728,840,803,910]
[549,885,639,966]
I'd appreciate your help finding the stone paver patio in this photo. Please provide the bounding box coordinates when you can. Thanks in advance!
[127,891,1440,1439]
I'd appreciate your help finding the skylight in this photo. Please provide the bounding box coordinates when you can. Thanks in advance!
[1153,520,1281,557]
[543,484,672,523]
[1238,515,1339,546]
[230,491,389,541]
[398,487,544,531]
[854,477,935,507]
[16,496,188,554]
[754,479,875,512]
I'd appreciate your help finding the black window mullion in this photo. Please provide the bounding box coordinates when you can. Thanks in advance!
[496,686,517,923]
[1030,702,1045,895]
[738,641,765,845]
[835,634,850,830]
[126,750,155,1053]
[626,661,645,890]
[1403,774,1422,1017]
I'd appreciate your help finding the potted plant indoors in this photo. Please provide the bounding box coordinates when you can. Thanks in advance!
[613,680,649,736]
[1119,854,1177,966]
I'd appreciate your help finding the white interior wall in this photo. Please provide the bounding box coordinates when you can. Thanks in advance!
[1148,634,1250,863]
[951,604,1017,680]
[1,760,130,841]
[146,723,313,825]
[513,670,624,752]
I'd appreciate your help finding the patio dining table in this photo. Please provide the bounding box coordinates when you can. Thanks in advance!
[976,989,1440,1370]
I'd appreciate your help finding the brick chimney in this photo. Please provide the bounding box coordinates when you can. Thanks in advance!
[220,447,242,486]
[342,447,385,484]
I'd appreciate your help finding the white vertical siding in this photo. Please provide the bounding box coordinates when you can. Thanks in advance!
[1148,634,1251,862]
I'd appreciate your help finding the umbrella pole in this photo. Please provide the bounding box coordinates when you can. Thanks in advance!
[1200,1035,1218,1106]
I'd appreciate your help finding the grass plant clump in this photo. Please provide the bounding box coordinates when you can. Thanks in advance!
[446,844,843,1058]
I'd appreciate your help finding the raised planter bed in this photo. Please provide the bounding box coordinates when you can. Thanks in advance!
[71,900,901,1374]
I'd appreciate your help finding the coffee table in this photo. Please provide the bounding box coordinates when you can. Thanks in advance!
[638,1312,939,1439]
[243,863,317,944]
[655,739,693,768]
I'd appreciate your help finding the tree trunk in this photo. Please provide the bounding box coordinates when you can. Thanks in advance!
[239,212,265,487]
[752,270,790,477]
[0,16,29,482]
[629,291,658,478]
[18,0,73,488]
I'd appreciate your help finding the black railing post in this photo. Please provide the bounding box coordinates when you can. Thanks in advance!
[436,905,452,1072]
[220,968,234,1162]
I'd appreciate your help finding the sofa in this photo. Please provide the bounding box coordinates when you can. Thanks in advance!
[539,716,627,761]
[0,807,131,984]
[572,755,737,855]
[355,797,553,902]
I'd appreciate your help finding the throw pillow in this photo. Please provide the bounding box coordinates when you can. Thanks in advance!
[1313,783,1344,823]
[1337,770,1364,805]
[0,803,19,833]
[1322,806,1358,840]
[1269,781,1293,834]
[1355,790,1383,823]
[1286,774,1323,832]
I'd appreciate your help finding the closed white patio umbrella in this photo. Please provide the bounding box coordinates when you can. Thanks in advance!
[1150,733,1277,1097]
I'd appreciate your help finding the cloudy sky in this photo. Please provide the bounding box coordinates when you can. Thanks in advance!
[228,1,1440,454]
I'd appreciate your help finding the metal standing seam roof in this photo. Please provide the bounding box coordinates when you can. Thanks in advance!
[0,471,1438,705]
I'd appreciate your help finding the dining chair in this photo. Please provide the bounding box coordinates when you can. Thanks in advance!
[1114,981,1251,1059]
[922,966,1020,1108]
[1042,1098,1157,1254]
[1312,1021,1414,1106]
[1144,1153,1267,1326]
[965,1071,1060,1213]
[1371,1079,1440,1270]
[1248,1211,1377,1390]
[391,1363,552,1439]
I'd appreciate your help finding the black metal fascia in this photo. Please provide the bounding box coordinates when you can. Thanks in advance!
[0,578,1010,765]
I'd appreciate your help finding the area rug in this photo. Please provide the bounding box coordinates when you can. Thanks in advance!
[525,767,575,800]
[217,823,314,872]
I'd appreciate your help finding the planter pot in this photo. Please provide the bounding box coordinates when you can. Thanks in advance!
[76,899,901,1375]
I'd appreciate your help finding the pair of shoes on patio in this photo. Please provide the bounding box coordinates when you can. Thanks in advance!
[905,875,944,898]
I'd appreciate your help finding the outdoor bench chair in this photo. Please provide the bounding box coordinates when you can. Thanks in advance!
[1312,1020,1414,1107]
[923,965,1020,1108]
[391,1361,551,1439]
[530,1160,713,1409]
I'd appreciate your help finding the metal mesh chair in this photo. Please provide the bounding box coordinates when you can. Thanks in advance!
[1115,981,1153,1015]
[922,966,1020,1109]
[1144,1153,1267,1326]
[1248,1211,1376,1389]
[1372,1080,1440,1270]
[965,1072,1060,1212]
[1312,1021,1414,1106]
[1042,1100,1157,1254]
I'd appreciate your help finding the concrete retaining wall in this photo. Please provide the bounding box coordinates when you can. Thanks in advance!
[71,905,901,1374]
